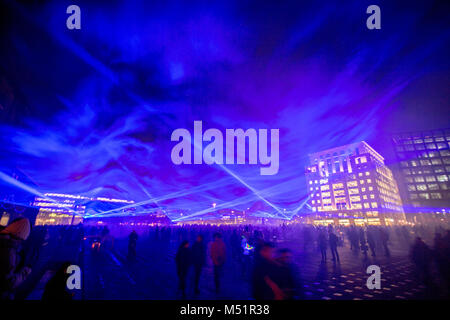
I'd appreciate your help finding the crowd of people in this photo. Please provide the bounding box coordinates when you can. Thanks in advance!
[1,217,450,300]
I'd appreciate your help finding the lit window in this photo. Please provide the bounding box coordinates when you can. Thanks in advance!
[431,193,442,199]
[363,203,370,208]
[427,183,439,191]
[370,194,375,199]
[367,179,372,183]
[425,176,436,182]
[347,181,358,187]
[437,175,449,182]
[418,193,430,199]
[360,180,365,184]
[407,184,416,191]
[371,202,378,208]
[417,184,427,191]
[414,176,425,183]
[365,172,370,176]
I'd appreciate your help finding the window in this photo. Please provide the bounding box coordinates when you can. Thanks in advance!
[418,193,430,199]
[400,161,409,167]
[363,203,370,209]
[417,184,427,191]
[407,185,416,191]
[437,175,449,182]
[350,196,361,202]
[332,183,344,189]
[348,188,359,195]
[435,167,445,173]
[428,183,439,191]
[405,177,413,183]
[367,179,372,183]
[411,160,419,167]
[437,142,447,149]
[431,193,442,199]
[425,176,436,182]
[322,192,331,197]
[403,169,411,175]
[414,176,425,183]
[429,151,439,158]
[415,144,425,150]
[321,185,330,191]
[363,195,368,200]
[370,194,375,199]
[347,181,357,187]
[371,202,378,208]
[426,143,437,149]
[410,194,418,200]
[420,160,431,166]
[365,172,370,176]
[440,150,450,157]
[368,186,373,191]
[334,190,345,196]
[360,180,365,185]
[431,159,442,165]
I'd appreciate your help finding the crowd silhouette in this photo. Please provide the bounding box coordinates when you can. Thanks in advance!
[1,218,450,300]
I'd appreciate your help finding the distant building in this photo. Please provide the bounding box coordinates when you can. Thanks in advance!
[33,193,134,225]
[305,141,405,226]
[391,128,450,224]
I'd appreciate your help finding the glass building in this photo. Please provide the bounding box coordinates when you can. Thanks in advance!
[391,128,450,224]
[305,141,406,226]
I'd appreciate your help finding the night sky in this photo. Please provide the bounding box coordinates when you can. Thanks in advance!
[0,0,449,219]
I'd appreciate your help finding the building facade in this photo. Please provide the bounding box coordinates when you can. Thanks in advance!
[391,128,450,224]
[305,141,405,226]
[33,193,135,225]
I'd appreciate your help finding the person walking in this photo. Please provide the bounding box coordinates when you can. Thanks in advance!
[191,235,206,295]
[328,229,340,263]
[317,228,327,263]
[176,240,191,298]
[210,233,226,293]
[0,218,32,299]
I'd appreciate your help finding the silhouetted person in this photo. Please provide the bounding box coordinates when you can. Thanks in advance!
[359,228,368,257]
[328,230,340,262]
[274,248,302,299]
[252,242,285,300]
[367,228,376,257]
[210,233,226,293]
[0,218,32,299]
[379,228,390,257]
[176,240,191,298]
[127,230,138,261]
[317,229,327,262]
[191,235,206,295]
[410,237,432,284]
[42,262,73,300]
